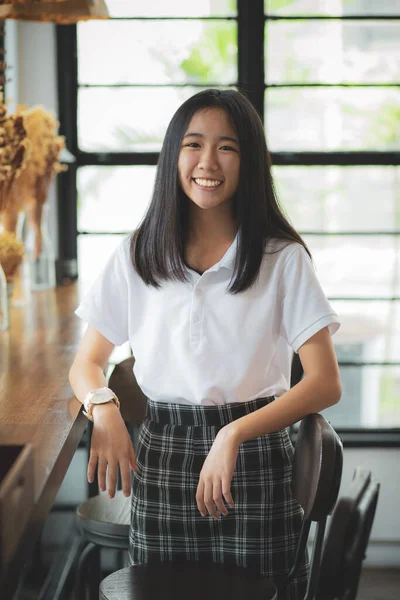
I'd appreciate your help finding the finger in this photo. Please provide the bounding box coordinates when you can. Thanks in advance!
[213,480,228,516]
[97,456,107,492]
[107,461,118,498]
[196,480,207,517]
[204,481,219,520]
[120,458,132,497]
[129,445,139,473]
[222,478,235,509]
[87,451,98,484]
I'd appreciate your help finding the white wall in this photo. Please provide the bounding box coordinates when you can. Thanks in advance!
[8,18,400,568]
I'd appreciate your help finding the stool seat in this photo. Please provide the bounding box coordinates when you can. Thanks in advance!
[77,490,131,549]
[99,562,277,600]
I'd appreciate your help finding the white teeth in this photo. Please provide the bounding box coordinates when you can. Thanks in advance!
[194,178,222,188]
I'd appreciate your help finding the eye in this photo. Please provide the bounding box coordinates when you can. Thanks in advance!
[220,145,237,152]
[184,142,201,148]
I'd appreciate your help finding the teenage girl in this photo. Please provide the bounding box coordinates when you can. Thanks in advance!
[70,89,341,600]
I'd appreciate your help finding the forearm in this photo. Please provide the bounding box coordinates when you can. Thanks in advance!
[69,360,108,405]
[229,375,341,445]
[69,361,123,422]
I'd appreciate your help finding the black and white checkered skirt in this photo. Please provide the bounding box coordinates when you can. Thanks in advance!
[129,397,309,600]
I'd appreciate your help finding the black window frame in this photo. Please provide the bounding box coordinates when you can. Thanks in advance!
[56,0,400,447]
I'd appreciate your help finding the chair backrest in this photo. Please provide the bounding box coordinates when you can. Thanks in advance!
[290,353,304,388]
[317,467,380,600]
[284,414,343,599]
[292,413,343,521]
[108,356,147,425]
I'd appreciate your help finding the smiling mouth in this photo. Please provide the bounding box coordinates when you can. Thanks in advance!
[193,178,223,189]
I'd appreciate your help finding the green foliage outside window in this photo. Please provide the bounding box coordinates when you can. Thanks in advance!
[179,22,237,84]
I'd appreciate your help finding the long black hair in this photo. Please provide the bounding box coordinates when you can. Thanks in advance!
[131,88,310,294]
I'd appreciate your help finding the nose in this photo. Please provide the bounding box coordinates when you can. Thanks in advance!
[197,147,219,171]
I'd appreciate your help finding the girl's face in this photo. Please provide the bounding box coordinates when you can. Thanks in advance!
[178,107,240,214]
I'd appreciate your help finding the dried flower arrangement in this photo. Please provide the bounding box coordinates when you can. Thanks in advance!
[0,91,29,214]
[12,105,66,207]
[2,105,67,258]
[0,231,24,283]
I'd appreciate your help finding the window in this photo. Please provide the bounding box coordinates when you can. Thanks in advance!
[57,0,400,442]
[74,0,238,294]
[263,0,400,438]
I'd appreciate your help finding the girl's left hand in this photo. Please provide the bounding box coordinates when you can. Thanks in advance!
[196,425,240,519]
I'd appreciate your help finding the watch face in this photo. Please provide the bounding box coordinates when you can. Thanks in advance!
[92,390,113,404]
[96,391,108,402]
[90,388,115,404]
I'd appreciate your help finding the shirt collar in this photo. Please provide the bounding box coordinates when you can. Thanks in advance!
[166,232,239,274]
[214,231,238,272]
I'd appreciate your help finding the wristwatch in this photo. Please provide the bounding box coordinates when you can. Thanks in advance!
[82,387,120,421]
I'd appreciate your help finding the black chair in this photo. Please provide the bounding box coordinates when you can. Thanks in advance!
[99,412,343,600]
[317,467,380,600]
[73,357,147,600]
[290,352,304,388]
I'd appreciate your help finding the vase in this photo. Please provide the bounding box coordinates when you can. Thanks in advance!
[11,259,31,306]
[11,211,31,307]
[24,204,56,291]
[0,263,9,331]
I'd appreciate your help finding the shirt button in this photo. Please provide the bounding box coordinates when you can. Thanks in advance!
[196,288,203,296]
[193,314,200,323]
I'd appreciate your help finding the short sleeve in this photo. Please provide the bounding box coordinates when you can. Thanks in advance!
[280,245,340,353]
[75,240,130,346]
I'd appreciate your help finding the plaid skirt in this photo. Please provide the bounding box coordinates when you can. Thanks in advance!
[128,397,309,600]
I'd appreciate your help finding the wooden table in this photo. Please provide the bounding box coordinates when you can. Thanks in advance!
[0,282,87,598]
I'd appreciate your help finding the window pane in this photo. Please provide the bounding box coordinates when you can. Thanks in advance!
[77,166,156,233]
[321,366,400,428]
[106,0,236,17]
[265,88,400,151]
[303,235,400,299]
[265,0,400,17]
[273,166,400,232]
[332,301,400,364]
[78,86,226,152]
[78,20,237,85]
[266,21,400,84]
[77,234,126,296]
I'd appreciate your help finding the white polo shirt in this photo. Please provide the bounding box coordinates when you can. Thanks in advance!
[75,235,340,406]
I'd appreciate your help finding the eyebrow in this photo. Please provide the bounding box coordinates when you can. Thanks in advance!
[183,132,239,144]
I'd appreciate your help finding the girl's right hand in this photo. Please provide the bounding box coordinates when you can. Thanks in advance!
[87,403,139,498]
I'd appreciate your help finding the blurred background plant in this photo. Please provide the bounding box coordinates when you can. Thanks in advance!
[0,90,28,215]
[1,105,66,258]
[0,230,24,282]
